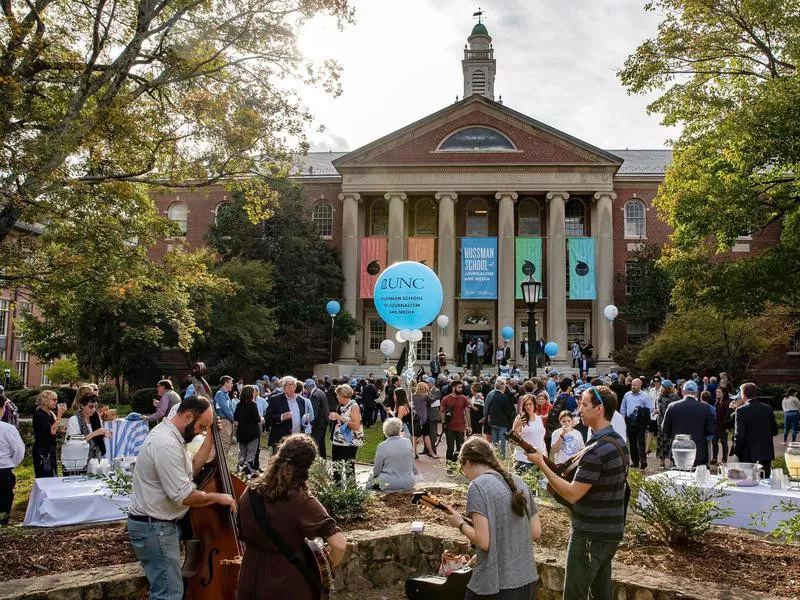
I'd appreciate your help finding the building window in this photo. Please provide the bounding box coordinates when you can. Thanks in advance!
[369,319,384,352]
[466,198,489,236]
[0,299,8,337]
[565,199,586,237]
[627,322,649,345]
[311,202,333,238]
[369,199,389,236]
[624,200,646,238]
[418,330,433,361]
[18,301,31,316]
[214,202,230,225]
[789,334,800,354]
[41,361,54,386]
[567,320,586,346]
[438,127,515,152]
[168,202,188,236]
[625,261,644,295]
[15,349,28,386]
[518,198,542,236]
[463,313,490,326]
[414,198,437,236]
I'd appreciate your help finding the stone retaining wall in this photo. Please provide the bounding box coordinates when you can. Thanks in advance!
[0,525,789,600]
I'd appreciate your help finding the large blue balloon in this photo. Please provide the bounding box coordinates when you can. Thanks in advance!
[501,326,514,341]
[373,261,443,330]
[544,341,559,357]
[326,300,341,316]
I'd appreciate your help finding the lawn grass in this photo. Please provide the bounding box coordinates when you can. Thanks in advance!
[324,422,385,465]
[9,458,34,524]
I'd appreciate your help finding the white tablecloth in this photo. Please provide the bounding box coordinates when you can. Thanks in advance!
[645,470,800,532]
[106,419,149,460]
[23,477,130,527]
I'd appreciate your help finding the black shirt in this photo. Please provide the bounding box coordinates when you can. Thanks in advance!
[234,401,262,444]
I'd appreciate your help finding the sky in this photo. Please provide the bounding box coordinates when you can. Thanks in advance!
[296,0,679,154]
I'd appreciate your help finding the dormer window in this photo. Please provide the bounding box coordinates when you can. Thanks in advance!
[437,127,515,152]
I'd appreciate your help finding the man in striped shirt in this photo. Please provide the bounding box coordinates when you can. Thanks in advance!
[527,385,629,600]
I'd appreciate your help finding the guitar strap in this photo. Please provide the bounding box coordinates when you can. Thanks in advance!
[247,488,324,592]
[593,435,632,520]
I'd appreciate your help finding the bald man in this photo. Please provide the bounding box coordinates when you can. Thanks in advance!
[621,378,653,469]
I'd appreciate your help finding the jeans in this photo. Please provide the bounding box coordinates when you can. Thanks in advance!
[127,518,183,600]
[491,426,509,457]
[564,535,619,600]
[238,438,259,470]
[785,410,799,443]
[445,429,465,462]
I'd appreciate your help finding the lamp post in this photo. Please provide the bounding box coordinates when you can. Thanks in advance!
[520,276,542,378]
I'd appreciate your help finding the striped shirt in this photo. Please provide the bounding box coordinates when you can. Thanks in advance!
[571,425,629,541]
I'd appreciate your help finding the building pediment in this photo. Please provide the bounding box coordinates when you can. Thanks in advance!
[332,95,623,172]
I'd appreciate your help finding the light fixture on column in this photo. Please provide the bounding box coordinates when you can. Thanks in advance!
[520,276,542,378]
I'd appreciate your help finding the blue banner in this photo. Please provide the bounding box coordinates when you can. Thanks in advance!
[567,237,597,299]
[461,237,498,299]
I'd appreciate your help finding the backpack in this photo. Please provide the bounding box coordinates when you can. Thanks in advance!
[1,398,19,428]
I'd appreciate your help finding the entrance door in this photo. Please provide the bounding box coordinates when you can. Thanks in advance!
[458,330,492,367]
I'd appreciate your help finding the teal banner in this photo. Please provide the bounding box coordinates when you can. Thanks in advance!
[515,237,543,299]
[567,237,597,300]
[461,237,498,299]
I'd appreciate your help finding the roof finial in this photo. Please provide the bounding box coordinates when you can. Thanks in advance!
[473,8,483,24]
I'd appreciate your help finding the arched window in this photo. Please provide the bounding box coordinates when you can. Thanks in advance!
[438,127,515,151]
[414,198,437,235]
[369,198,389,236]
[168,202,188,236]
[463,313,490,326]
[312,202,333,237]
[624,200,646,238]
[466,198,489,236]
[564,199,586,237]
[472,70,486,95]
[518,197,542,236]
[214,202,230,225]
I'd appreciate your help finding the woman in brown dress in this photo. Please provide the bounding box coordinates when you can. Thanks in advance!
[236,434,347,600]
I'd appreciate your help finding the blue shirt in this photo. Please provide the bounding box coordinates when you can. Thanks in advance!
[620,391,652,418]
[214,389,234,422]
[184,384,195,399]
[546,380,557,401]
[285,394,314,434]
[255,397,267,417]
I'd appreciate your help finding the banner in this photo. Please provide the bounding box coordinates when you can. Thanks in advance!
[515,237,543,299]
[407,237,436,270]
[461,237,497,299]
[567,237,597,300]
[360,237,387,299]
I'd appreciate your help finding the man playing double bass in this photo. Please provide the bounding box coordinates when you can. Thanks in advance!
[526,386,629,600]
[128,396,237,600]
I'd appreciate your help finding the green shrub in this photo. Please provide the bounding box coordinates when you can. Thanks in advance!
[0,360,24,390]
[7,386,76,415]
[43,358,79,385]
[99,382,130,404]
[629,471,735,547]
[131,388,159,414]
[752,500,800,542]
[308,458,370,522]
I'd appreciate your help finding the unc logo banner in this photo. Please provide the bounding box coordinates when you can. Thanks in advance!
[461,237,498,299]
[567,237,597,300]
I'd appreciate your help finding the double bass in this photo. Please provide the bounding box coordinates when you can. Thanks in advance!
[181,369,247,599]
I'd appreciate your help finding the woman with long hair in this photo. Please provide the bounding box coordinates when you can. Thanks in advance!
[65,392,112,472]
[443,437,541,599]
[712,386,732,463]
[511,394,547,472]
[236,434,347,600]
[234,385,262,473]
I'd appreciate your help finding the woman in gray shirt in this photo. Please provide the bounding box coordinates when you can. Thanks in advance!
[444,437,541,599]
[370,417,417,491]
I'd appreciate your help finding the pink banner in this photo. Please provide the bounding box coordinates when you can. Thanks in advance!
[407,237,436,270]
[360,237,387,298]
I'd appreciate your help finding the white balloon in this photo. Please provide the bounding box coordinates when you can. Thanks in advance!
[603,305,619,320]
[379,339,395,356]
[395,330,406,343]
[408,329,424,342]
[436,314,449,329]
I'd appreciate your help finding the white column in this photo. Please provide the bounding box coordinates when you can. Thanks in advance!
[546,191,569,364]
[338,192,361,363]
[385,192,407,358]
[496,191,518,357]
[594,191,616,368]
[436,191,458,362]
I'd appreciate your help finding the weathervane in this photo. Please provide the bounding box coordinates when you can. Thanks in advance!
[473,8,483,24]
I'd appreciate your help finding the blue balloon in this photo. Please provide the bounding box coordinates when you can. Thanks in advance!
[326,300,341,316]
[544,342,559,357]
[373,261,443,330]
[501,326,514,340]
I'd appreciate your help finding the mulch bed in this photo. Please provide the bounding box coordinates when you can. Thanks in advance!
[2,489,799,598]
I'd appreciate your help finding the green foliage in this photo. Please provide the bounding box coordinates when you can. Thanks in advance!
[619,0,800,315]
[99,382,129,405]
[751,500,800,543]
[635,307,790,381]
[0,360,24,390]
[44,357,80,385]
[620,244,672,332]
[308,458,371,523]
[131,388,160,415]
[6,386,76,415]
[629,471,735,547]
[209,183,359,372]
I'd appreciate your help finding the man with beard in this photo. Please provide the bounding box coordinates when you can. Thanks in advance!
[127,396,237,600]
